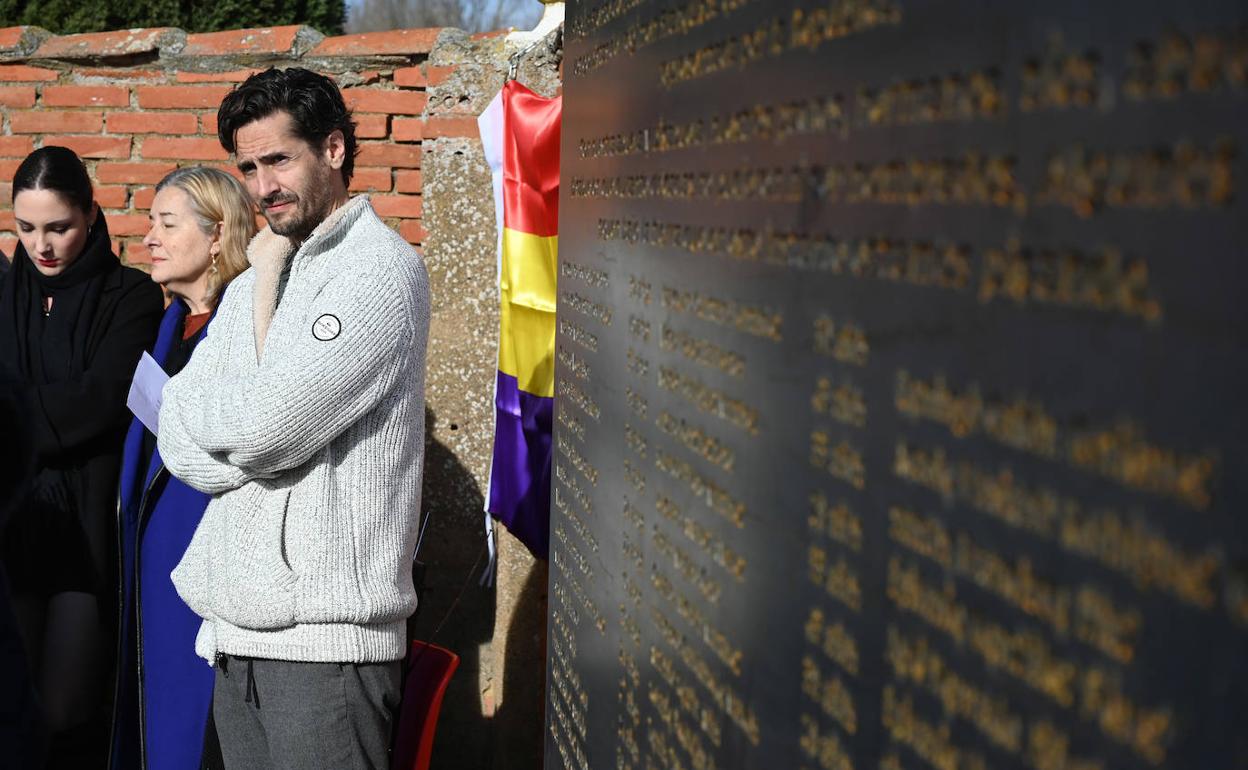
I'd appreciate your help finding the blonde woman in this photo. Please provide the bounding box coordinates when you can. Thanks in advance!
[111,167,256,770]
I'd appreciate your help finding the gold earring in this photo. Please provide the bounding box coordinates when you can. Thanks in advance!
[209,254,219,275]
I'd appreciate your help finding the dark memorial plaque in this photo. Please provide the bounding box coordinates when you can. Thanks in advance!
[545,2,1248,769]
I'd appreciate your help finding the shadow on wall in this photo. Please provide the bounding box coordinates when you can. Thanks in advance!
[410,406,496,767]
[492,559,548,770]
[411,407,549,769]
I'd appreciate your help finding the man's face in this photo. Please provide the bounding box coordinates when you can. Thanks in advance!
[234,111,343,242]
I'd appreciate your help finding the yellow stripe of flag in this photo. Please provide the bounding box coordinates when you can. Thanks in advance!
[498,228,558,397]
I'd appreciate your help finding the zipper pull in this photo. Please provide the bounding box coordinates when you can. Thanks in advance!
[216,652,228,675]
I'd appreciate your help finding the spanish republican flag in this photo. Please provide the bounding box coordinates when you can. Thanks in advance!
[479,80,561,559]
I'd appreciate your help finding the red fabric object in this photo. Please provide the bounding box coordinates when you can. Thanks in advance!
[390,641,460,770]
[182,312,211,340]
[502,80,561,238]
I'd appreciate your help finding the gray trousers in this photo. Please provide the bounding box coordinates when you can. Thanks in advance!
[213,655,401,770]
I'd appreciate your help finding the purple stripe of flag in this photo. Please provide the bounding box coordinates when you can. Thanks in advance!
[488,370,553,557]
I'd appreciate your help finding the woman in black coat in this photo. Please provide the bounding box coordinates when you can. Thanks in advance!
[0,146,163,765]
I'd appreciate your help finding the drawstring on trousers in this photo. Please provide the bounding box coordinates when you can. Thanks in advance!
[218,654,261,709]
[243,658,260,709]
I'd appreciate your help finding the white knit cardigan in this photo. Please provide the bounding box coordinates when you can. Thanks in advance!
[159,195,430,663]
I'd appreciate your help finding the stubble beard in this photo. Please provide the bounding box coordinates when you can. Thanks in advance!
[265,171,337,243]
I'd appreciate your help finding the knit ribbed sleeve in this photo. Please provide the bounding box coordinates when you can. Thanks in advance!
[182,265,415,474]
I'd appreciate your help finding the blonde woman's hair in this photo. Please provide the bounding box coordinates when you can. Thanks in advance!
[155,166,256,302]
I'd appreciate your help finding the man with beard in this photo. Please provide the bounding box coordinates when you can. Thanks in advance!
[156,67,430,769]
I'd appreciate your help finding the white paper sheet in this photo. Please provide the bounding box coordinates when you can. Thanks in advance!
[127,351,169,435]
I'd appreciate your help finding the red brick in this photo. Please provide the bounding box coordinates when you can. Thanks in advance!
[9,110,102,133]
[0,182,10,200]
[43,85,129,107]
[354,113,388,139]
[348,167,391,192]
[105,213,151,236]
[123,241,152,265]
[141,137,228,161]
[0,64,58,82]
[423,117,478,139]
[107,112,198,134]
[0,159,21,181]
[392,117,423,142]
[472,29,507,40]
[395,169,422,193]
[0,211,13,231]
[0,136,34,157]
[202,163,245,182]
[44,135,130,158]
[426,66,455,87]
[371,194,422,218]
[398,220,425,243]
[355,144,422,168]
[0,86,35,107]
[392,66,426,88]
[201,112,218,136]
[136,86,231,110]
[132,187,156,210]
[75,68,165,81]
[310,28,440,57]
[94,185,128,208]
[35,28,179,59]
[342,89,427,115]
[0,27,28,51]
[96,162,177,184]
[175,69,260,83]
[182,26,302,56]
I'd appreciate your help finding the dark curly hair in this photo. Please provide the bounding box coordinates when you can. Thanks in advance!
[216,67,357,185]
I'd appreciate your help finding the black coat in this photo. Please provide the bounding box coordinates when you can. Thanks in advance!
[0,254,163,595]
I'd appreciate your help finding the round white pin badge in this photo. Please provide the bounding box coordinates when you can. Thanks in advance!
[312,314,342,341]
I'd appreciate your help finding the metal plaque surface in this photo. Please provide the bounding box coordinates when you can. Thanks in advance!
[546,2,1248,769]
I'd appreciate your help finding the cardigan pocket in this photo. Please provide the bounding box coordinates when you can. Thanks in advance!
[211,485,298,630]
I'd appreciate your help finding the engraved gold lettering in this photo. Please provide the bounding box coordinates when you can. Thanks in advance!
[658,366,760,434]
[650,605,761,745]
[812,376,866,427]
[558,345,593,381]
[656,411,735,471]
[661,285,783,340]
[808,545,862,611]
[810,430,866,489]
[650,570,743,674]
[886,625,1024,753]
[660,323,746,377]
[562,290,614,326]
[655,449,746,527]
[560,317,599,353]
[803,607,860,676]
[881,686,988,770]
[655,495,748,581]
[808,492,863,552]
[801,655,858,734]
[813,316,868,364]
[799,711,855,770]
[561,259,610,288]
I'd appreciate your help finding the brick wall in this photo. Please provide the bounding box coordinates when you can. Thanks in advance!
[0,24,489,264]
